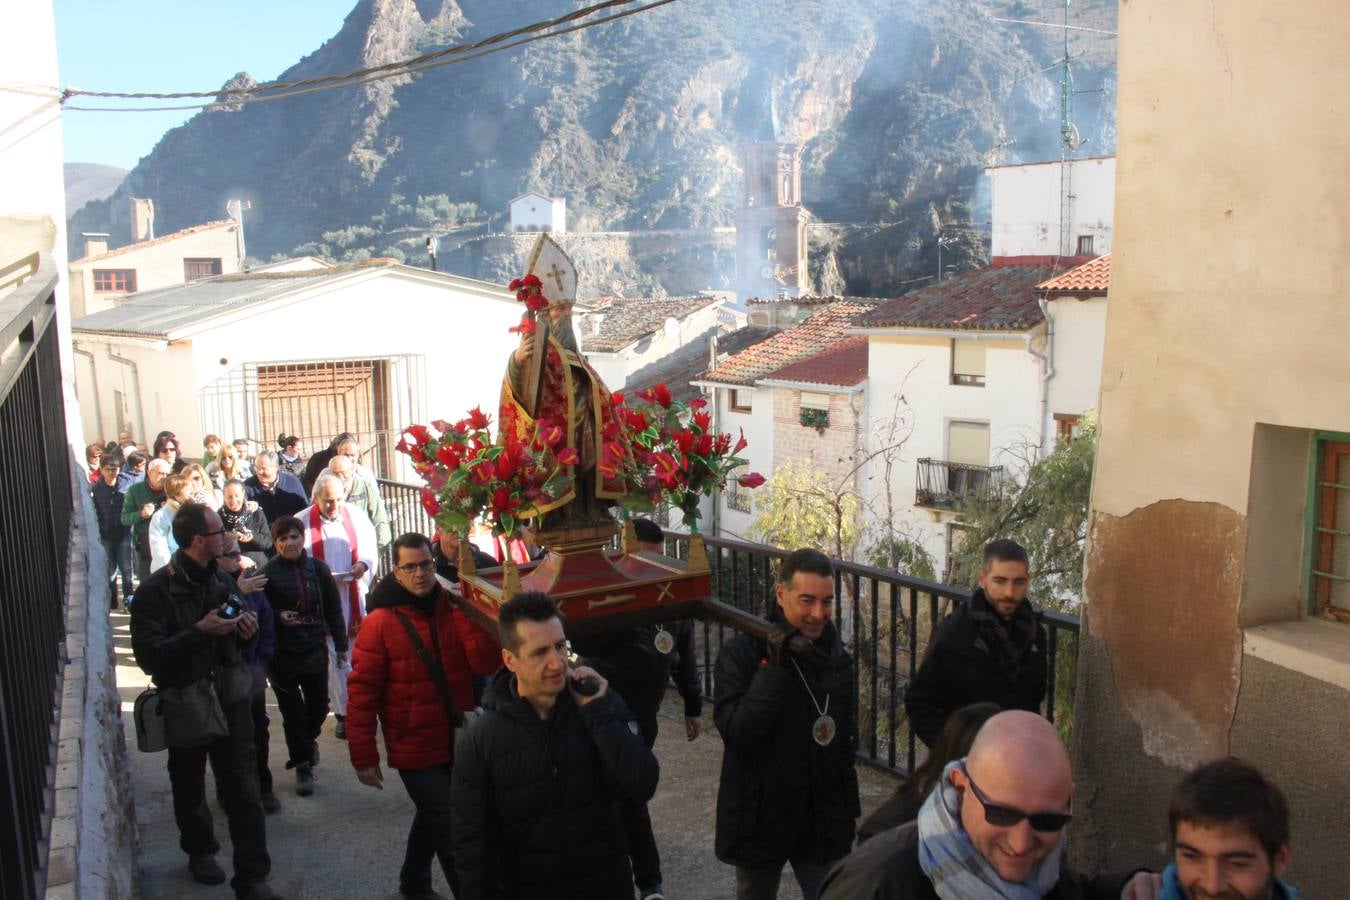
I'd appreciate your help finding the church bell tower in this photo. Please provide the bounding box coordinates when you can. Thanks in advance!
[735,141,810,301]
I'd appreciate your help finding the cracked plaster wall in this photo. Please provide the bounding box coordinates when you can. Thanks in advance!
[1069,2,1350,896]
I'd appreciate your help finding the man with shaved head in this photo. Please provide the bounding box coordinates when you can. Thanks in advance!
[820,710,1133,899]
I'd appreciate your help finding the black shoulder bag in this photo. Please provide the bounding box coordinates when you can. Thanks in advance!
[392,610,466,733]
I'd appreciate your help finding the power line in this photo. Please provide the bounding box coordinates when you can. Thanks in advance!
[60,0,677,114]
[990,16,1117,36]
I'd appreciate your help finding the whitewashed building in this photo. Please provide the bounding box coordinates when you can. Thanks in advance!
[508,192,566,234]
[987,156,1115,259]
[70,260,518,478]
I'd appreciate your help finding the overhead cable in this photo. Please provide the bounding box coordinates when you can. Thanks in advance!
[62,0,677,113]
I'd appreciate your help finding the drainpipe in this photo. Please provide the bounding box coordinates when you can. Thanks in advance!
[72,344,105,440]
[707,333,721,538]
[107,348,146,444]
[1025,297,1055,455]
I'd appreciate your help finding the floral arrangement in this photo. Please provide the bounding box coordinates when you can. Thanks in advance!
[395,406,576,539]
[615,383,764,533]
[507,273,547,335]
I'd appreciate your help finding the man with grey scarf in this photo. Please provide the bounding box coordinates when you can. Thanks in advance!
[904,539,1047,749]
[819,711,1133,900]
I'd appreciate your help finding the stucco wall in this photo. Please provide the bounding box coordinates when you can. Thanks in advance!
[1042,296,1106,443]
[989,158,1115,258]
[1072,4,1350,897]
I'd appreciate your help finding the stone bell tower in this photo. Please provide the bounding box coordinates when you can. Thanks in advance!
[735,140,810,301]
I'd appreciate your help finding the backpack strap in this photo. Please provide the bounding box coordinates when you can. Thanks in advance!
[392,609,465,729]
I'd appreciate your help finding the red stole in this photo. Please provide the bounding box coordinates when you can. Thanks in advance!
[308,505,361,626]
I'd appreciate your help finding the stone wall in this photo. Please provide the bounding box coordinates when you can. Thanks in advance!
[46,457,134,899]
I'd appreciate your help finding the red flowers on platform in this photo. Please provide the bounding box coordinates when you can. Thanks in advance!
[396,409,573,539]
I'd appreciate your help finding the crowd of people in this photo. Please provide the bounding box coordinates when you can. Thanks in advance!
[101,432,1304,900]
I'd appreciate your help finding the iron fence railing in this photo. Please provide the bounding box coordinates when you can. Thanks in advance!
[0,254,73,899]
[374,479,1080,776]
[915,457,1003,508]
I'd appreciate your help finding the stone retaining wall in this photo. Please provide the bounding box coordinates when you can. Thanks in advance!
[45,458,134,899]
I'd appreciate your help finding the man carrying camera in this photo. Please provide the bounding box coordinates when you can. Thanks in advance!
[130,502,280,900]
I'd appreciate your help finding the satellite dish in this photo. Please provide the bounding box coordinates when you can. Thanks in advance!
[1062,122,1082,151]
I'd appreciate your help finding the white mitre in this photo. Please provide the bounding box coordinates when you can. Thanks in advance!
[525,233,577,305]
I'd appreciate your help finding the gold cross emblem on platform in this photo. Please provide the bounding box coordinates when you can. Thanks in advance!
[656,581,674,603]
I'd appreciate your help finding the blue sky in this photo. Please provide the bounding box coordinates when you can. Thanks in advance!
[55,0,355,169]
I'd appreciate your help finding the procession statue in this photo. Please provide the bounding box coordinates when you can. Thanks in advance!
[498,236,628,530]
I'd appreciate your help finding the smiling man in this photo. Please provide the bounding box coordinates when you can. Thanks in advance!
[820,711,1134,900]
[904,538,1048,748]
[1159,759,1299,900]
[714,548,860,900]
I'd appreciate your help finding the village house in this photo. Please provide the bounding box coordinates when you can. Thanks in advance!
[693,299,877,537]
[575,293,724,390]
[70,259,517,478]
[69,213,242,317]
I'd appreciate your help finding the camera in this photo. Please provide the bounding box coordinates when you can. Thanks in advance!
[219,595,245,620]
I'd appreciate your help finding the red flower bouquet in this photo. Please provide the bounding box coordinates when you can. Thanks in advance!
[395,406,574,539]
[619,385,763,533]
[507,273,548,336]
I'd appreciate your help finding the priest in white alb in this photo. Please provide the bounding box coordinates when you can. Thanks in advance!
[301,472,378,740]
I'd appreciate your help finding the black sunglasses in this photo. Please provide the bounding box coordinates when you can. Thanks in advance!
[961,765,1072,832]
[219,550,243,559]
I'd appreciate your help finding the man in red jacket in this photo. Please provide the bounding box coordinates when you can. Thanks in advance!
[348,533,501,900]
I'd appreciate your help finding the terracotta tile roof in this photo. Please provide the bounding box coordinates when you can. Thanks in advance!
[699,301,877,386]
[580,295,719,352]
[72,220,238,264]
[626,326,764,404]
[1037,252,1111,296]
[857,263,1053,332]
[761,335,868,387]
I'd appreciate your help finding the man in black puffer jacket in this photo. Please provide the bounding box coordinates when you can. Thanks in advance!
[715,548,860,900]
[903,539,1048,749]
[451,591,659,900]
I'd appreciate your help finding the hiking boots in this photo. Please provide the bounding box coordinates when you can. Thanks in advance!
[188,853,226,885]
[295,763,314,796]
[334,716,346,740]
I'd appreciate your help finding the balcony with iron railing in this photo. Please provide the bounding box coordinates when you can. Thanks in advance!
[914,457,1003,510]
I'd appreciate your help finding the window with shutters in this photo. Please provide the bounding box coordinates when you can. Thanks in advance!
[184,258,223,280]
[951,339,986,387]
[92,269,136,293]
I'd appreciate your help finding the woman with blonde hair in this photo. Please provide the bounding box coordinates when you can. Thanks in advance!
[184,462,221,509]
[207,443,247,491]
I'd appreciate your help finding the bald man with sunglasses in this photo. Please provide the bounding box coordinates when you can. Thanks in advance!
[820,711,1136,900]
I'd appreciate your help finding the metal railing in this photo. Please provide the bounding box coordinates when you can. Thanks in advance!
[915,457,1003,509]
[0,254,73,899]
[375,479,1079,776]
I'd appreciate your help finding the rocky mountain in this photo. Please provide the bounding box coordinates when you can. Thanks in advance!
[68,0,1116,296]
[64,163,127,217]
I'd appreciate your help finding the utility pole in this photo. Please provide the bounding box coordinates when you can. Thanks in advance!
[226,198,251,269]
[937,234,957,283]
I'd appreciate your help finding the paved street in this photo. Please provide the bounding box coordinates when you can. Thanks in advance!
[113,611,897,899]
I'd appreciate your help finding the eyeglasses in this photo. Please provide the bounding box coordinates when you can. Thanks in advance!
[396,560,437,574]
[961,765,1072,832]
[201,528,227,538]
[219,550,242,559]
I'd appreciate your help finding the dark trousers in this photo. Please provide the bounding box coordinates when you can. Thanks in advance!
[620,710,662,892]
[251,689,272,794]
[134,542,152,585]
[734,857,836,900]
[397,765,457,895]
[268,663,328,767]
[102,535,135,603]
[165,698,270,893]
